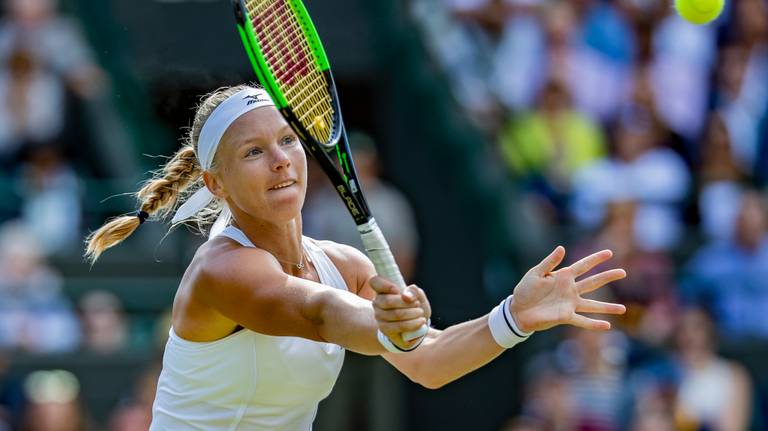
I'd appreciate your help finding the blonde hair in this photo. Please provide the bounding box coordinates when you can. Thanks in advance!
[85,84,255,263]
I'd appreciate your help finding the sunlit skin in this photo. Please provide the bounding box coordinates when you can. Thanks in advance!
[168,103,626,390]
[203,107,309,268]
[170,105,426,354]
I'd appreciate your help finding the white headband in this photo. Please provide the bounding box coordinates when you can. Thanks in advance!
[171,88,276,236]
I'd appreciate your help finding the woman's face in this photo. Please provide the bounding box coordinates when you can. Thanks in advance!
[207,106,307,224]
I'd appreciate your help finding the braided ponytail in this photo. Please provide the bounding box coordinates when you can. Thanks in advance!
[85,84,255,264]
[85,145,202,262]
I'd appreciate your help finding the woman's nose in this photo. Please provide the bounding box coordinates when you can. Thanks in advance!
[271,147,291,171]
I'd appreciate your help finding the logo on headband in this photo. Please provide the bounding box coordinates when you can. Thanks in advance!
[243,94,271,106]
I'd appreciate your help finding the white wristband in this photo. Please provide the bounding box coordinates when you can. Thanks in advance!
[377,319,430,354]
[487,296,532,348]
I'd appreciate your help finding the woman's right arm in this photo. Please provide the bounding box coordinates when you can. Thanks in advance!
[193,245,425,355]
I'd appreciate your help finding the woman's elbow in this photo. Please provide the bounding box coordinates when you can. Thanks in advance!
[418,378,448,390]
[406,369,452,390]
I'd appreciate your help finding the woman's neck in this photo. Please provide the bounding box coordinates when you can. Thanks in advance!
[231,215,305,267]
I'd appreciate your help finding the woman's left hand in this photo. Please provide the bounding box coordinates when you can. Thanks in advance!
[510,246,627,333]
[369,276,431,349]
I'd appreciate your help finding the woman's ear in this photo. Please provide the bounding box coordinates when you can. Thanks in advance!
[203,170,227,200]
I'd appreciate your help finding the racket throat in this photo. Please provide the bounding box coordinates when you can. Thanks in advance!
[333,184,369,224]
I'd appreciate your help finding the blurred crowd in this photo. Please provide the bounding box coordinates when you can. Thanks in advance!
[0,0,155,429]
[415,0,768,429]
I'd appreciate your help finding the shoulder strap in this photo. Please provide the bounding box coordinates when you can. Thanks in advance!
[217,226,256,248]
[303,239,349,292]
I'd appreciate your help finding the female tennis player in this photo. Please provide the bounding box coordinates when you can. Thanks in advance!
[86,85,626,430]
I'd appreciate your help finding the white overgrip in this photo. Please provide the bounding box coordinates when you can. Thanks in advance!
[358,218,428,341]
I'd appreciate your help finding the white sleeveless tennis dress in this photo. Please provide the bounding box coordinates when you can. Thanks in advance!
[150,226,347,430]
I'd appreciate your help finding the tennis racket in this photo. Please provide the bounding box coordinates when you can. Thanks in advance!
[232,0,427,341]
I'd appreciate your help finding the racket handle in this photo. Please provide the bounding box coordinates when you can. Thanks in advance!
[358,218,428,342]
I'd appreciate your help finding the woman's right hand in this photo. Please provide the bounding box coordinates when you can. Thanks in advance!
[369,276,431,350]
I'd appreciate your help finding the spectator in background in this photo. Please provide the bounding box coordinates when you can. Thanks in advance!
[731,0,768,184]
[556,329,630,431]
[0,46,65,168]
[447,0,509,37]
[630,413,675,431]
[731,0,768,122]
[715,43,765,175]
[0,0,104,99]
[682,190,768,340]
[672,308,752,431]
[517,329,631,431]
[0,221,80,352]
[517,366,575,431]
[16,145,80,256]
[0,0,102,167]
[498,78,606,222]
[628,386,676,431]
[0,0,136,177]
[79,290,129,354]
[546,0,635,124]
[20,370,88,431]
[107,364,158,431]
[490,0,547,111]
[645,2,717,142]
[303,131,419,280]
[410,0,501,129]
[571,201,677,346]
[697,113,748,242]
[626,308,752,430]
[715,0,768,179]
[571,110,690,251]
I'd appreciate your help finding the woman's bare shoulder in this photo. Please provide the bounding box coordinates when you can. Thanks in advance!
[188,236,285,291]
[172,237,287,341]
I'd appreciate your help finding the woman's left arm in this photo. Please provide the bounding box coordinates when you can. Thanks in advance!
[363,246,627,389]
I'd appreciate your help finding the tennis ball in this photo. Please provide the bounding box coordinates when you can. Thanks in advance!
[675,0,725,25]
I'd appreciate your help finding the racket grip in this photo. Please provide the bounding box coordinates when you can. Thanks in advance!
[358,218,428,342]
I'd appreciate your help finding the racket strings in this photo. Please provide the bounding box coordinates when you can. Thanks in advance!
[245,0,335,144]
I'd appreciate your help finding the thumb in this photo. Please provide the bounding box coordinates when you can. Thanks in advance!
[532,246,566,276]
[401,285,418,303]
[368,275,400,295]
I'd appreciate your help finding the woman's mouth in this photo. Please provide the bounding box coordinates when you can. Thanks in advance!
[268,180,296,191]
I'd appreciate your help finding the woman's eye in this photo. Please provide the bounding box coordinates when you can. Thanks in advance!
[246,147,262,157]
[281,135,297,146]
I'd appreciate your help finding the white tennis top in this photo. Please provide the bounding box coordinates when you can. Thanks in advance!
[150,226,347,430]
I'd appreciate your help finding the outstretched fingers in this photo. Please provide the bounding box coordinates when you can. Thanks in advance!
[569,249,613,277]
[569,314,612,331]
[577,269,627,295]
[576,298,626,315]
[532,246,566,276]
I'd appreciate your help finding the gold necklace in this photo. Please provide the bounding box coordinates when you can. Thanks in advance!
[274,252,308,271]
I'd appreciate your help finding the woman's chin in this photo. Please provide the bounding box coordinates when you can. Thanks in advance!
[266,193,304,220]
